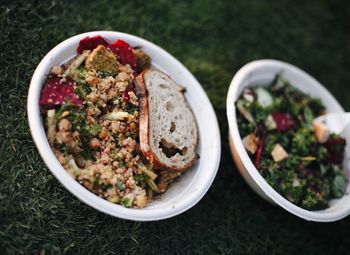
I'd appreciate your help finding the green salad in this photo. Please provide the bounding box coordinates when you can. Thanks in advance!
[236,74,347,210]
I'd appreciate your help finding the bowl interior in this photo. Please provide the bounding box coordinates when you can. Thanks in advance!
[227,59,350,221]
[28,31,221,221]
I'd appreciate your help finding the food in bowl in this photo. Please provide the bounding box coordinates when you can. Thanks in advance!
[39,35,198,208]
[236,74,347,210]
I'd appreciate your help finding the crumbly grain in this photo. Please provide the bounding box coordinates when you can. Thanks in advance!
[48,46,179,208]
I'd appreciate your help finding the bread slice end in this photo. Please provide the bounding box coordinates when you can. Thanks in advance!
[135,69,198,172]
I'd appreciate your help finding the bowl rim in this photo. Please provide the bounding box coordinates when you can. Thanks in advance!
[27,31,221,221]
[226,59,350,222]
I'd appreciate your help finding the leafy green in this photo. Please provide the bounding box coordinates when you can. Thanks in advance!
[303,106,314,126]
[71,66,88,85]
[88,124,101,136]
[134,174,147,188]
[292,126,316,156]
[301,189,327,210]
[332,174,347,198]
[116,181,126,191]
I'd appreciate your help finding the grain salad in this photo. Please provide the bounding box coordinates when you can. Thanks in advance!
[40,36,181,208]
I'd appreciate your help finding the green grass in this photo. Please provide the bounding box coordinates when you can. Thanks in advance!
[1,0,350,254]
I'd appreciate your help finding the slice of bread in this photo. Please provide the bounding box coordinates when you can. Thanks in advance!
[135,69,198,172]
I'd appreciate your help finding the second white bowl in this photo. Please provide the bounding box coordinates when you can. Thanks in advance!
[226,59,350,222]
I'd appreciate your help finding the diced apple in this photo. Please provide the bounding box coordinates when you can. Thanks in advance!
[312,121,329,143]
[271,143,288,162]
[256,87,273,108]
[242,133,258,154]
[265,114,277,130]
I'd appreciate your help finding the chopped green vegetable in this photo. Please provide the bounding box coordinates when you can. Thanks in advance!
[116,181,126,191]
[256,87,273,108]
[88,124,101,136]
[65,50,91,76]
[332,174,347,198]
[120,194,134,208]
[68,158,81,177]
[71,66,88,85]
[139,163,157,180]
[147,179,159,192]
[236,100,255,124]
[303,106,314,127]
[301,188,327,210]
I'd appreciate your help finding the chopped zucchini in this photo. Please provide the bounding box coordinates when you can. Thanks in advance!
[65,50,91,76]
[139,163,157,180]
[236,100,255,124]
[102,111,129,121]
[47,109,56,145]
[256,87,273,108]
[121,194,135,208]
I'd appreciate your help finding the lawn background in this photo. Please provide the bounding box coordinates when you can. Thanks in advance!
[1,0,350,254]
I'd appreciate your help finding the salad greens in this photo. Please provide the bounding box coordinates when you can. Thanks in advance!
[236,74,347,210]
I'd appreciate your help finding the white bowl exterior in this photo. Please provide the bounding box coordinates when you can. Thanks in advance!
[227,59,350,222]
[28,31,221,221]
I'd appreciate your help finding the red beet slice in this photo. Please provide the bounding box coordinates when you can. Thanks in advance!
[77,35,108,54]
[40,76,82,106]
[108,39,137,72]
[272,112,294,131]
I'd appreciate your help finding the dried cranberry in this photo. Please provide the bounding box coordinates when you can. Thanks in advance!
[272,112,294,131]
[77,35,108,54]
[108,39,137,72]
[39,76,82,106]
[122,89,131,101]
[254,137,265,168]
[324,135,346,164]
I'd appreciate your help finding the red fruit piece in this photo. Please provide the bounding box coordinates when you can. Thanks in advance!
[324,135,346,164]
[122,88,131,101]
[77,35,108,54]
[108,39,137,72]
[40,76,83,106]
[272,112,294,131]
[254,137,265,168]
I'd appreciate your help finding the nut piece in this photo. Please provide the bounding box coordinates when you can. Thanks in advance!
[89,138,100,149]
[134,194,147,208]
[242,133,258,154]
[98,128,109,140]
[50,65,64,75]
[129,122,137,133]
[86,92,98,103]
[55,131,73,144]
[58,119,72,132]
[313,121,329,143]
[271,143,288,162]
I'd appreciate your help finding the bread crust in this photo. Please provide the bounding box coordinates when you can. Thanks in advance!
[134,72,153,162]
[135,69,198,172]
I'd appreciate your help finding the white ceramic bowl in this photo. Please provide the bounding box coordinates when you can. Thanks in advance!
[227,59,350,222]
[28,31,221,221]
